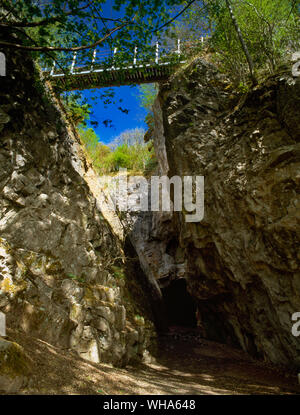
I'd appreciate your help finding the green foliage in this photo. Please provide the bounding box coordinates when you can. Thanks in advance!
[134,314,145,325]
[111,265,125,280]
[79,127,156,175]
[3,0,298,90]
[109,128,155,173]
[1,0,184,61]
[1,0,183,126]
[61,88,129,130]
[168,0,299,83]
[136,83,158,129]
[237,81,250,93]
[79,127,111,171]
[66,273,85,283]
[79,127,100,155]
[62,92,91,126]
[210,0,299,82]
[109,145,132,169]
[110,128,146,148]
[167,1,211,41]
[137,84,158,113]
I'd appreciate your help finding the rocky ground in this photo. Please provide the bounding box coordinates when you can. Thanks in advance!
[2,327,299,395]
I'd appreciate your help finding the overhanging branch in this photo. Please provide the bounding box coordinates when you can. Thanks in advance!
[0,0,94,28]
[0,22,128,52]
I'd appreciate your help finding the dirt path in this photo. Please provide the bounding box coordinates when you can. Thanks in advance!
[3,328,299,395]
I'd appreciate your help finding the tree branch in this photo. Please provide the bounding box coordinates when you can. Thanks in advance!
[0,22,128,52]
[0,0,94,28]
[0,0,23,23]
[149,0,200,34]
[7,25,67,74]
[225,0,257,85]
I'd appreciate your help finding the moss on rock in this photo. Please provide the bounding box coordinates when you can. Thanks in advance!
[0,337,31,393]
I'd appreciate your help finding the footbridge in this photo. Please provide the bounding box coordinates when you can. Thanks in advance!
[43,38,205,91]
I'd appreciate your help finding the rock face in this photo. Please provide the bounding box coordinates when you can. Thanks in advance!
[0,35,155,367]
[0,337,31,393]
[98,171,188,332]
[150,58,300,368]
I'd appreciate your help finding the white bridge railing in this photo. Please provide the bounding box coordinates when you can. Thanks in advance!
[44,38,207,78]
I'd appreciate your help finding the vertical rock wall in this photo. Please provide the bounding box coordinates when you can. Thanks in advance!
[0,36,155,367]
[151,57,300,368]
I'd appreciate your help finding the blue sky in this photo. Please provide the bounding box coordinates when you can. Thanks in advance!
[74,0,180,144]
[83,85,148,144]
[79,0,150,144]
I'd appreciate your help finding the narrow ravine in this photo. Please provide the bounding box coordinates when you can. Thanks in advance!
[1,4,300,395]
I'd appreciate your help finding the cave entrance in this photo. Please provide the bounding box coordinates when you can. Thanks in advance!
[161,278,197,328]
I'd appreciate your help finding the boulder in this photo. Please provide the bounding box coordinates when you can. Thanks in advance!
[0,337,31,393]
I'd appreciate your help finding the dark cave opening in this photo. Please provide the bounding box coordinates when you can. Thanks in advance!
[161,278,197,328]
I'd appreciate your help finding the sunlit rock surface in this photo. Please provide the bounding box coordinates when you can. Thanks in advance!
[0,37,155,368]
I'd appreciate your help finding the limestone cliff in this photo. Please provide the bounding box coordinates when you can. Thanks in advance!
[149,57,300,368]
[0,38,155,386]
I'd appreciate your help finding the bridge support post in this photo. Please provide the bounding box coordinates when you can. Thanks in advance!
[155,42,159,64]
[70,52,77,74]
[50,61,56,76]
[113,47,118,69]
[177,39,181,56]
[90,48,97,72]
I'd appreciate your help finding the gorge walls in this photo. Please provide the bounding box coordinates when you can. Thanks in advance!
[1,31,299,386]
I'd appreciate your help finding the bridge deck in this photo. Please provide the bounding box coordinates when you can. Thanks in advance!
[42,38,202,91]
[47,62,180,91]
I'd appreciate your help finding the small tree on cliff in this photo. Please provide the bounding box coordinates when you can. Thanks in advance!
[168,0,299,84]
